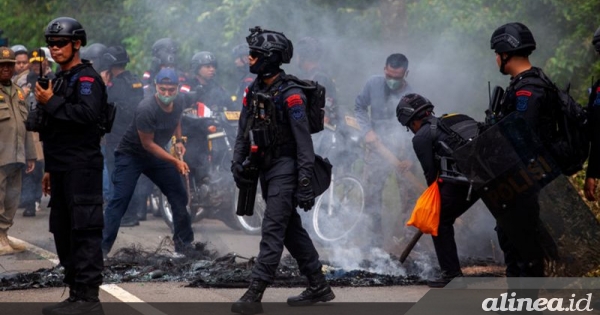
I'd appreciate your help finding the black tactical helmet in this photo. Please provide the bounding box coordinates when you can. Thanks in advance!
[396,93,434,127]
[81,43,107,60]
[151,38,177,70]
[490,22,536,55]
[191,51,217,71]
[81,43,107,72]
[246,26,293,64]
[45,17,87,46]
[102,45,130,69]
[593,26,600,52]
[231,43,249,59]
[296,36,322,62]
[152,38,178,57]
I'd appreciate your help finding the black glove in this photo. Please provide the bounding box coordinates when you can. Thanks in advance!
[231,162,253,189]
[296,179,315,211]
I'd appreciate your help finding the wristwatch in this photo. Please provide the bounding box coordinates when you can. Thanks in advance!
[299,177,311,187]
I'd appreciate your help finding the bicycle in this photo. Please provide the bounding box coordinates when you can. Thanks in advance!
[309,116,366,244]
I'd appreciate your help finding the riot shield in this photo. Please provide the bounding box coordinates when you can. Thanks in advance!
[453,113,600,276]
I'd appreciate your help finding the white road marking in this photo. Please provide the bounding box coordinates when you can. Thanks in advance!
[7,236,167,315]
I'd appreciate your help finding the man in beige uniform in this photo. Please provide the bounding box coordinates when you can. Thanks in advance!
[0,46,37,255]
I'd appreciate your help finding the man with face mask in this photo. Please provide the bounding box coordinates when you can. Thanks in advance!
[354,53,415,249]
[102,67,194,258]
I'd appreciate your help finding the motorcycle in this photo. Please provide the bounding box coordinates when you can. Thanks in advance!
[159,103,265,234]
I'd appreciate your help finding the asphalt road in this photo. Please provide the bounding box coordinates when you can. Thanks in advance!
[0,198,432,307]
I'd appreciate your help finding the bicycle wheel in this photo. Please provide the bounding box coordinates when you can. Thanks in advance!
[312,176,365,243]
[234,186,266,235]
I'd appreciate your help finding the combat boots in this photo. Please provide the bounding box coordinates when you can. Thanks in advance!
[0,230,15,256]
[43,285,103,315]
[42,286,77,315]
[231,279,268,314]
[287,271,335,306]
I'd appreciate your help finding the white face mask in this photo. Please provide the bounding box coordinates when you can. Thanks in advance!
[386,78,402,90]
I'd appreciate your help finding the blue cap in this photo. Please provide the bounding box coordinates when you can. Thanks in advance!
[154,67,179,85]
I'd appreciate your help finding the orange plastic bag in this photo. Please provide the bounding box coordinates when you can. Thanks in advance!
[406,180,441,236]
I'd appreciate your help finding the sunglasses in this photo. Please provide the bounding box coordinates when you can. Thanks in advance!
[46,39,72,48]
[158,86,178,93]
[249,50,269,59]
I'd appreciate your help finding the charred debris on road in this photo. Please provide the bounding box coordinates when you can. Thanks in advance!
[0,241,502,291]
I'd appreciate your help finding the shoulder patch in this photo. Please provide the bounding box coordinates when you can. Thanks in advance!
[132,82,143,89]
[17,90,24,100]
[79,76,95,83]
[285,94,302,108]
[80,81,93,95]
[290,105,305,121]
[515,89,531,111]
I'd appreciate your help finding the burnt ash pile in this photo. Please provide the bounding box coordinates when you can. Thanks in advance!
[0,242,501,291]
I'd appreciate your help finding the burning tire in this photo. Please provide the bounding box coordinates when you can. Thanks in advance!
[312,176,365,243]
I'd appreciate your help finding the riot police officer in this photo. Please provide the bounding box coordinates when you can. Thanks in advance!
[231,43,255,106]
[231,27,335,314]
[490,22,553,277]
[396,93,480,288]
[584,26,600,202]
[101,45,145,225]
[180,51,232,112]
[34,17,106,315]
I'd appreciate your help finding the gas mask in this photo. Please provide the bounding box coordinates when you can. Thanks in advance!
[250,52,281,78]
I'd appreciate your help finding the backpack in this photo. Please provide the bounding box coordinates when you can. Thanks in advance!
[281,74,326,134]
[431,114,481,186]
[516,74,590,176]
[432,114,481,152]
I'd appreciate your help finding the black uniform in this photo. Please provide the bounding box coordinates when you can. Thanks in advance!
[180,77,233,111]
[233,71,321,282]
[587,79,600,179]
[496,66,554,277]
[39,61,105,288]
[412,115,480,279]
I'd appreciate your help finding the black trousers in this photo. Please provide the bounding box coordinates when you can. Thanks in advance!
[49,169,104,287]
[252,161,322,283]
[494,192,545,277]
[431,181,479,276]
